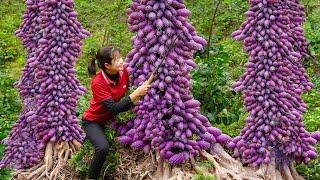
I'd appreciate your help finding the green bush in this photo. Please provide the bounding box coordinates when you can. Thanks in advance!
[69,124,119,180]
[0,1,24,64]
[0,68,20,180]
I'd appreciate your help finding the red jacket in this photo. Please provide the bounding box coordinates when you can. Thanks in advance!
[83,68,129,125]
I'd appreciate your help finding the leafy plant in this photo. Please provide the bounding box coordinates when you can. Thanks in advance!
[0,70,20,180]
[191,44,244,125]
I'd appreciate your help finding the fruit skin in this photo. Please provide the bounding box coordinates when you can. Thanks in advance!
[116,0,228,165]
[0,0,89,170]
[230,0,317,167]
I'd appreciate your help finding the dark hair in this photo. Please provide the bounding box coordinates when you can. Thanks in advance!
[88,46,120,76]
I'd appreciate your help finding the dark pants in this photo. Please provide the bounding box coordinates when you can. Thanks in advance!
[82,120,109,179]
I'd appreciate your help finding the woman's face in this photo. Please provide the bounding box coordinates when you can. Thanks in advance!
[105,51,123,74]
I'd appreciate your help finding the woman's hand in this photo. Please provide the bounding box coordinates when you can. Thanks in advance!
[129,83,151,104]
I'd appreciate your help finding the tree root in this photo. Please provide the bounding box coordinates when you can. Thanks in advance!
[113,148,198,180]
[11,140,82,180]
[276,162,304,180]
[258,158,280,180]
[152,153,194,180]
[14,141,303,180]
[200,144,265,180]
[289,163,304,180]
[200,144,305,180]
[114,145,305,180]
[280,163,294,180]
[114,148,157,180]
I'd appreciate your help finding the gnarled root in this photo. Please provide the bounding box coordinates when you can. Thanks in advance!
[115,145,264,180]
[257,158,281,180]
[200,144,305,180]
[248,157,304,180]
[114,149,194,180]
[11,140,82,180]
[280,163,295,180]
[152,153,194,180]
[200,144,263,180]
[114,145,304,180]
[289,163,304,180]
[114,148,156,180]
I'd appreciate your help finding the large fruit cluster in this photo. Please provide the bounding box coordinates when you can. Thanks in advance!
[229,0,318,166]
[0,0,89,169]
[115,0,231,165]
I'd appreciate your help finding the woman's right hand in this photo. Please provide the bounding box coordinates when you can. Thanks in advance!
[129,83,151,104]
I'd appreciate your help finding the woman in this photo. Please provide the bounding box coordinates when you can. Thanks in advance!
[81,46,150,180]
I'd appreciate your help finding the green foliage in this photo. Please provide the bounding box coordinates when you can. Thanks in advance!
[302,0,320,80]
[76,95,91,119]
[297,80,320,180]
[0,72,20,138]
[116,109,135,123]
[193,159,216,180]
[69,127,119,180]
[296,145,320,180]
[191,43,244,125]
[193,173,216,180]
[184,0,214,37]
[0,68,20,180]
[214,112,247,138]
[302,89,320,132]
[198,160,215,169]
[0,168,11,180]
[303,0,320,58]
[214,0,249,39]
[189,0,248,126]
[74,0,133,52]
[0,1,24,64]
[69,140,92,178]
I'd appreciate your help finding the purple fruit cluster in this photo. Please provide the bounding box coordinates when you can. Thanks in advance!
[0,0,89,170]
[229,0,318,166]
[115,0,231,165]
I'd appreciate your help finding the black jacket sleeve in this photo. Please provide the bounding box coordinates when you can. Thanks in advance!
[101,96,133,115]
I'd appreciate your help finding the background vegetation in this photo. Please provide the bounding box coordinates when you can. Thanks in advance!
[0,0,319,179]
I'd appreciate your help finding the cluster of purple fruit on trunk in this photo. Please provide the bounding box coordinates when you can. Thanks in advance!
[113,0,232,165]
[0,0,89,170]
[228,0,319,167]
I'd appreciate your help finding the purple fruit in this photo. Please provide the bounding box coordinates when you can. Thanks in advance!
[0,0,88,170]
[231,0,317,167]
[115,0,226,165]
